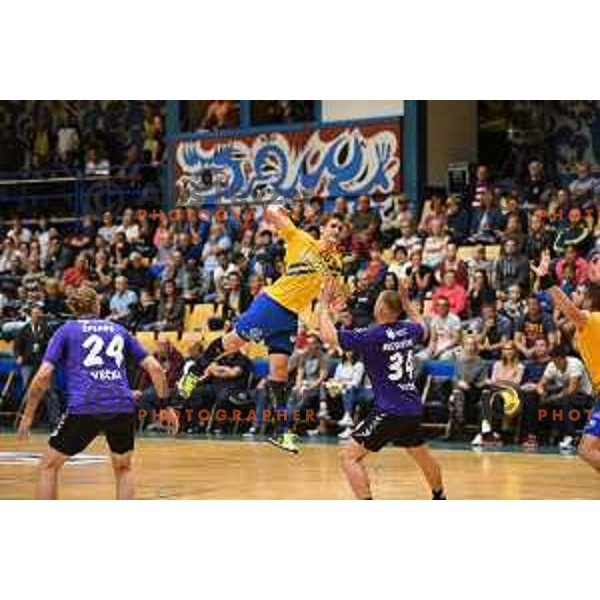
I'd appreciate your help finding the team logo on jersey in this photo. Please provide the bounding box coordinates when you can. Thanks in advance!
[0,452,108,466]
[386,329,396,340]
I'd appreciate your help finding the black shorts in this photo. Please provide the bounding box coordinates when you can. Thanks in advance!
[351,411,425,452]
[49,412,136,456]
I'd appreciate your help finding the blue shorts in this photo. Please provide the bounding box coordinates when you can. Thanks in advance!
[583,404,600,438]
[234,293,298,355]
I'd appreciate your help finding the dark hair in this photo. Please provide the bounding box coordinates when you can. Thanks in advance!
[550,346,568,358]
[587,284,600,312]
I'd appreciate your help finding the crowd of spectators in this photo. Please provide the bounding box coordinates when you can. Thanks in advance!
[0,101,166,179]
[2,158,600,448]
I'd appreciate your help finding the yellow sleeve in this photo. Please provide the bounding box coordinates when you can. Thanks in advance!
[278,218,299,243]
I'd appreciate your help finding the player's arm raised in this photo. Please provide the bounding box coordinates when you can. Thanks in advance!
[318,277,342,349]
[17,361,55,440]
[531,252,588,331]
[399,279,425,328]
[263,204,294,232]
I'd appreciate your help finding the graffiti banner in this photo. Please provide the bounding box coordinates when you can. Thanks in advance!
[173,119,401,205]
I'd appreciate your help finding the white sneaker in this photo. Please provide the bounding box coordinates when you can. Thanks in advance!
[306,428,320,437]
[471,433,483,446]
[337,414,353,427]
[559,436,575,450]
[338,427,353,440]
[317,403,329,419]
[243,426,258,438]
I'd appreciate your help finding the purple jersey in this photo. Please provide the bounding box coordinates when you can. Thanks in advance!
[338,321,424,416]
[43,319,148,414]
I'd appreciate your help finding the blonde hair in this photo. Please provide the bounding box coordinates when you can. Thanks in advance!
[67,285,99,316]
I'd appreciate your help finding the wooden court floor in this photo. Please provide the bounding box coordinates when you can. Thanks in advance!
[0,434,599,499]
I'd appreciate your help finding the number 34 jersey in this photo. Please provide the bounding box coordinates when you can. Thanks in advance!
[42,319,148,414]
[338,321,424,416]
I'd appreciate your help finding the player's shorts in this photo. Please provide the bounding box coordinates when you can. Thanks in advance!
[49,412,136,456]
[351,411,425,452]
[582,404,600,438]
[234,292,298,355]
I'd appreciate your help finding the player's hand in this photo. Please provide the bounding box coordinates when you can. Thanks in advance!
[17,413,33,441]
[531,250,551,279]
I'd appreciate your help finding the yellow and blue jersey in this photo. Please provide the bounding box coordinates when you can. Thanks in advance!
[575,312,600,438]
[263,220,342,314]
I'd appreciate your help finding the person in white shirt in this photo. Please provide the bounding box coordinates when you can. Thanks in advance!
[116,208,141,243]
[98,212,118,244]
[327,350,365,437]
[536,347,594,450]
[7,216,32,245]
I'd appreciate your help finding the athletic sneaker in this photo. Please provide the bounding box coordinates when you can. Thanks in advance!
[471,433,483,446]
[317,403,330,420]
[267,432,300,454]
[338,427,353,440]
[522,435,539,449]
[242,426,258,438]
[337,413,354,428]
[559,436,575,450]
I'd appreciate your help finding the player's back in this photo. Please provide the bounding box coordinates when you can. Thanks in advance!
[575,311,600,389]
[339,320,423,416]
[43,318,147,415]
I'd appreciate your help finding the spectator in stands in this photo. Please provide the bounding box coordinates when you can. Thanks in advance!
[98,211,117,244]
[291,334,329,431]
[364,245,387,287]
[419,192,447,236]
[438,241,468,288]
[134,289,158,330]
[553,213,591,255]
[108,275,138,326]
[7,216,32,245]
[123,251,149,293]
[494,238,530,293]
[446,335,488,440]
[515,295,557,358]
[472,340,524,446]
[417,296,462,364]
[136,339,184,430]
[525,211,553,262]
[467,269,494,318]
[432,269,468,317]
[519,336,552,448]
[470,301,513,360]
[182,258,205,301]
[383,272,400,292]
[350,195,381,255]
[182,346,253,433]
[117,208,141,243]
[379,193,410,247]
[470,164,492,210]
[391,216,421,255]
[521,160,552,208]
[348,271,378,328]
[422,218,449,270]
[569,162,598,207]
[555,245,588,288]
[222,271,251,321]
[406,247,434,300]
[323,350,365,439]
[153,279,185,331]
[84,147,110,176]
[501,283,527,325]
[445,195,470,244]
[468,192,502,244]
[498,213,526,251]
[534,346,594,450]
[62,253,89,288]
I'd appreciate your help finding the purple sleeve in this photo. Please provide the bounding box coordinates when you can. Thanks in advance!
[405,322,425,342]
[126,332,149,365]
[338,327,371,351]
[42,324,67,366]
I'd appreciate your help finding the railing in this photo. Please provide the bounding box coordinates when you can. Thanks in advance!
[0,164,168,217]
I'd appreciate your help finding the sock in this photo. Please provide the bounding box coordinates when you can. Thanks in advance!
[432,488,447,500]
[267,380,291,434]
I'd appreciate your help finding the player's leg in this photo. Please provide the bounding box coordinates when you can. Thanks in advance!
[577,405,600,474]
[339,439,372,499]
[111,451,135,500]
[405,445,446,499]
[36,445,69,499]
[266,353,299,453]
[103,413,136,499]
[39,413,100,499]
